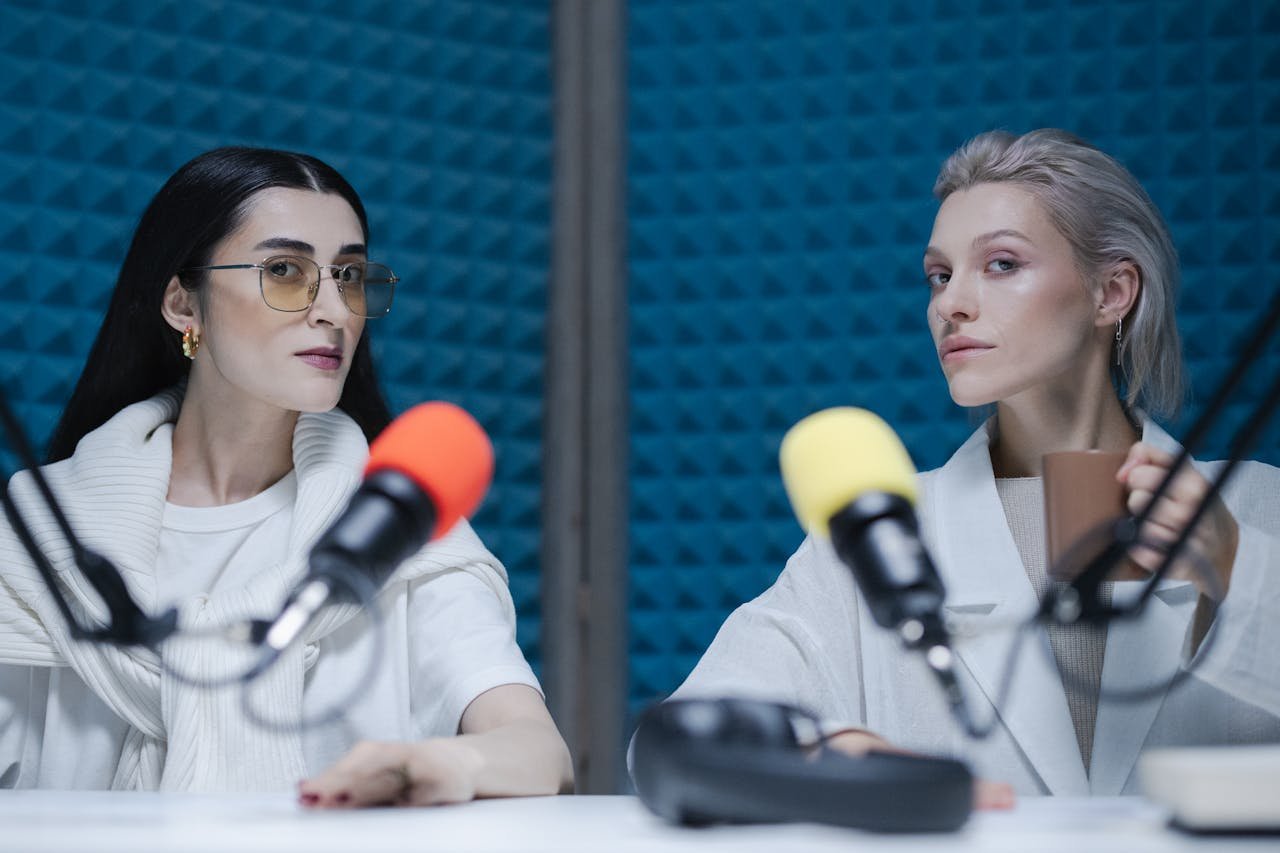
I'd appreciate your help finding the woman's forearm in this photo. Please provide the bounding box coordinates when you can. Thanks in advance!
[455,716,574,798]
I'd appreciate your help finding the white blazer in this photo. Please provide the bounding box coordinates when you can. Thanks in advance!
[670,419,1280,795]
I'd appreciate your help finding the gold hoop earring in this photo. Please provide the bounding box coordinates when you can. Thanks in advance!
[182,326,201,360]
[1114,317,1123,366]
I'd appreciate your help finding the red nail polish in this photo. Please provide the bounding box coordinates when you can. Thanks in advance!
[299,792,320,806]
[336,792,351,804]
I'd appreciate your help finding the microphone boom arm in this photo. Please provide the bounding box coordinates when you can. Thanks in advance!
[0,386,177,647]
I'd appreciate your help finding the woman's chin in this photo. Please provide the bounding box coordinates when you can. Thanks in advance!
[294,396,344,414]
[285,377,350,414]
[272,387,346,415]
[947,387,999,409]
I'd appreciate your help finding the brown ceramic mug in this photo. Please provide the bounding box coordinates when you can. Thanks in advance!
[1042,450,1146,582]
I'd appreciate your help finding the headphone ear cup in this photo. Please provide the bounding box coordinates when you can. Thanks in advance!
[639,697,802,750]
[632,699,973,832]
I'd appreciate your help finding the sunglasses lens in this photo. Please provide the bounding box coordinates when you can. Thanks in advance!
[260,256,318,311]
[350,263,395,317]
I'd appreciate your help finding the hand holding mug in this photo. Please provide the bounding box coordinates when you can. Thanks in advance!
[1116,442,1238,600]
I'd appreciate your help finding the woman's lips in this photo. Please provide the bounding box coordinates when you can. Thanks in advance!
[941,345,994,364]
[939,337,995,363]
[296,349,343,371]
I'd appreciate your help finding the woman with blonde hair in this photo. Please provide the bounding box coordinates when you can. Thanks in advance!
[660,129,1280,801]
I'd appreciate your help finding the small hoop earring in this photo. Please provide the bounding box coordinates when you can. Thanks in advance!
[1114,316,1123,366]
[182,326,201,360]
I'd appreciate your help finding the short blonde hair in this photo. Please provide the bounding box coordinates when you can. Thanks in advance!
[933,129,1185,419]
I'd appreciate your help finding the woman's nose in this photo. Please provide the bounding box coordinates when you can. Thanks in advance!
[307,271,350,324]
[931,271,978,324]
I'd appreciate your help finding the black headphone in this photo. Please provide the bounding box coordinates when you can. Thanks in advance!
[631,697,973,833]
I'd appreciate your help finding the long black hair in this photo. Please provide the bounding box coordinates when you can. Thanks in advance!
[46,147,393,462]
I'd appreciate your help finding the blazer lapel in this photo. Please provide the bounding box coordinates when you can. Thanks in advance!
[1089,579,1197,794]
[927,424,1089,795]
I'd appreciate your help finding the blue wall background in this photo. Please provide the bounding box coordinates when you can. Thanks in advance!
[2,0,1278,759]
[0,0,552,669]
[627,0,1280,721]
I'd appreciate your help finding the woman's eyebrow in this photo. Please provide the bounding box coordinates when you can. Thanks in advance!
[254,236,315,254]
[250,238,368,257]
[971,228,1031,248]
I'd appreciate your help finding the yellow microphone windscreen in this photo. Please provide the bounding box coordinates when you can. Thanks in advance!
[779,407,919,538]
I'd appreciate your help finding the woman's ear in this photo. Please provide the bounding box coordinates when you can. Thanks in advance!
[161,275,199,334]
[1097,260,1141,327]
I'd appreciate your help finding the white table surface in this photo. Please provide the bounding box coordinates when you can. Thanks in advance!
[1,791,1274,852]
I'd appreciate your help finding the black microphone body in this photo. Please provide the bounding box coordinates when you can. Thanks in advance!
[254,469,438,670]
[828,491,948,647]
[306,468,438,602]
[826,491,980,732]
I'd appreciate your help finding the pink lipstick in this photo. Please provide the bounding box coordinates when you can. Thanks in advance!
[939,336,994,363]
[296,346,343,371]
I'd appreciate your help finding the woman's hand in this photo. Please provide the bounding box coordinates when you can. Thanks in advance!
[298,738,481,808]
[1117,443,1239,600]
[298,684,573,809]
[825,730,1015,811]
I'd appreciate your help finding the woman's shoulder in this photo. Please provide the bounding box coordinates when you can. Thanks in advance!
[1201,455,1280,532]
[6,455,70,492]
[392,517,511,595]
[1198,454,1280,482]
[915,422,992,491]
[733,534,862,630]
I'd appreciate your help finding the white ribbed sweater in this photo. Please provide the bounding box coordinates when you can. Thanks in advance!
[0,388,508,791]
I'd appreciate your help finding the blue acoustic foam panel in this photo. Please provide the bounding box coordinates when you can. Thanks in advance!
[0,0,551,672]
[627,0,1280,722]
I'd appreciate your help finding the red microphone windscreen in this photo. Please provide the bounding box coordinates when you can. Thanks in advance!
[364,402,495,539]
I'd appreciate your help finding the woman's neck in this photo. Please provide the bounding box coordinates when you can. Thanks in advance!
[167,385,299,506]
[989,387,1139,479]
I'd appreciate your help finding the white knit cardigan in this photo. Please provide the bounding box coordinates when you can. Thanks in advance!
[0,387,510,791]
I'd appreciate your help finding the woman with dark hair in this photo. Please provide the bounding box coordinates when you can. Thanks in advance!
[0,147,572,806]
[659,130,1280,802]
[45,146,393,460]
